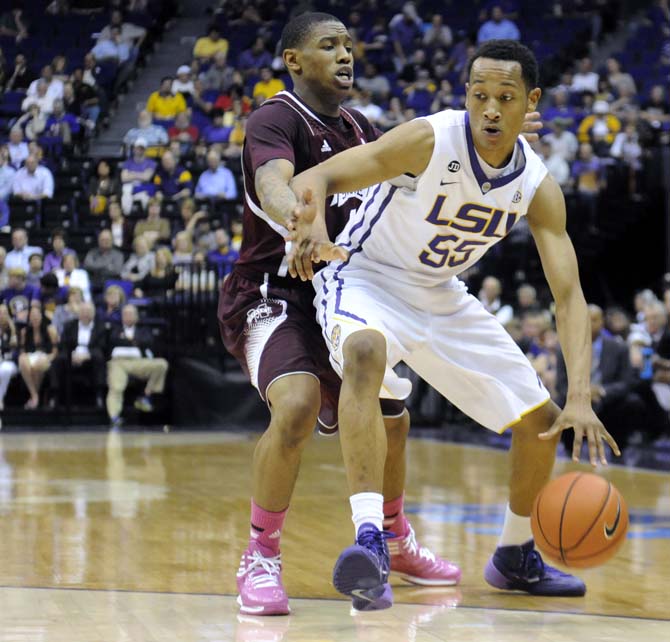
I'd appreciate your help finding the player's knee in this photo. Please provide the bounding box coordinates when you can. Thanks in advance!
[342,331,386,378]
[271,399,319,451]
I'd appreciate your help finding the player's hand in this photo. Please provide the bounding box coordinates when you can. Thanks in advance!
[286,189,348,281]
[538,402,621,467]
[521,111,543,143]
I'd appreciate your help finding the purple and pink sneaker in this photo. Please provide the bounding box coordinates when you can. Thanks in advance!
[236,544,290,615]
[333,523,393,611]
[484,539,586,597]
[388,524,462,586]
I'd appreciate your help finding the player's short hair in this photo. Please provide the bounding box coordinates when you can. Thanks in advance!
[280,12,343,51]
[468,39,539,91]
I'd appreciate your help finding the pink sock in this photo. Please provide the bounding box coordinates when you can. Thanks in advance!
[383,494,409,538]
[249,500,288,556]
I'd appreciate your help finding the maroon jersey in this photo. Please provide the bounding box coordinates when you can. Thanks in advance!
[234,90,379,288]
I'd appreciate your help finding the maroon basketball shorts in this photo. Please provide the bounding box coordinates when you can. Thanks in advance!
[218,270,404,430]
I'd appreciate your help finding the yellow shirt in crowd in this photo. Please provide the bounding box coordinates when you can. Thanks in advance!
[193,36,229,60]
[252,78,285,101]
[146,91,187,119]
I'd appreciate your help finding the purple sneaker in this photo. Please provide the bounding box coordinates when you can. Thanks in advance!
[333,523,393,611]
[484,539,586,597]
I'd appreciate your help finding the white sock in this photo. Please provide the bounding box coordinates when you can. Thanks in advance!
[350,492,384,534]
[498,503,532,547]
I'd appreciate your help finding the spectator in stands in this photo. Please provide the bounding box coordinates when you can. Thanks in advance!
[398,48,431,87]
[6,53,32,91]
[543,117,578,162]
[82,53,103,92]
[389,2,423,69]
[91,26,131,66]
[39,272,67,321]
[230,218,242,252]
[1,267,37,320]
[538,139,570,188]
[152,151,192,201]
[7,128,28,170]
[172,197,201,237]
[45,99,81,149]
[146,77,187,125]
[605,306,631,341]
[84,229,124,290]
[98,9,146,48]
[168,112,199,150]
[193,25,229,62]
[43,229,75,274]
[51,300,106,409]
[121,236,154,283]
[606,57,636,97]
[570,57,599,95]
[348,89,383,126]
[252,66,285,102]
[88,160,120,216]
[201,109,232,145]
[18,302,57,409]
[572,142,606,233]
[515,284,541,317]
[0,247,8,290]
[477,5,520,43]
[11,154,54,202]
[194,150,237,201]
[206,228,238,279]
[0,8,28,42]
[611,123,643,197]
[0,303,17,416]
[22,81,55,116]
[478,275,513,325]
[542,89,579,129]
[28,65,64,103]
[134,197,171,248]
[430,79,462,113]
[423,14,452,49]
[106,303,168,428]
[15,104,47,143]
[355,63,390,103]
[238,37,273,80]
[641,85,670,144]
[70,68,101,128]
[26,253,43,288]
[120,138,156,213]
[578,100,621,156]
[0,146,15,225]
[56,253,91,302]
[200,51,235,93]
[52,286,83,336]
[172,231,193,265]
[6,229,42,273]
[557,304,641,448]
[629,300,670,439]
[107,201,133,250]
[172,65,194,99]
[98,284,125,325]
[176,250,216,293]
[404,70,435,117]
[134,246,176,299]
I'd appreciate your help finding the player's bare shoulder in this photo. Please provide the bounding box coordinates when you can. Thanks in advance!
[526,173,567,232]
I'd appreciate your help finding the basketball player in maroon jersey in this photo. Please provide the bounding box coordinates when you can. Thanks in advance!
[219,12,541,614]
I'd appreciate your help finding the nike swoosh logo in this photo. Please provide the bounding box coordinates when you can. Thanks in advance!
[440,181,459,186]
[350,588,373,601]
[604,500,621,538]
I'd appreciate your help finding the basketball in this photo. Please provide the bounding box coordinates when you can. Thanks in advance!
[531,472,629,569]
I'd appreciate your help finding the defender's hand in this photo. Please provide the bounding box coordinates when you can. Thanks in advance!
[521,111,543,143]
[538,402,621,467]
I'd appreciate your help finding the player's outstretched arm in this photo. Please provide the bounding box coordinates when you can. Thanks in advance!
[254,158,298,227]
[526,175,620,466]
[290,118,435,202]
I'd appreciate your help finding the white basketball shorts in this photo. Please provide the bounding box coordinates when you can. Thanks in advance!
[314,268,550,433]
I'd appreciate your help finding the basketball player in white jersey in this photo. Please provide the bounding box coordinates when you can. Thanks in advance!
[287,40,621,607]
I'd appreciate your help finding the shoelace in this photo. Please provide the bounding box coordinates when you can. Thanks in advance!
[358,528,394,556]
[522,548,546,580]
[242,550,283,590]
[402,526,436,563]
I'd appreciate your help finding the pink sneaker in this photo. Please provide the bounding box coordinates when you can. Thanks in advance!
[236,547,290,615]
[388,524,462,586]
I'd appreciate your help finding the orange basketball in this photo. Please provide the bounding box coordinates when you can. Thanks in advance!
[531,472,629,569]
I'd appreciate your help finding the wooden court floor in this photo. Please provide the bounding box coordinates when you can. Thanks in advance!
[0,430,668,641]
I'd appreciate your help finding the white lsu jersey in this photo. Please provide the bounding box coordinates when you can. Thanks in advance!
[321,109,548,300]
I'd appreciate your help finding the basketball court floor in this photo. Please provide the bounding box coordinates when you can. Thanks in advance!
[0,429,668,641]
